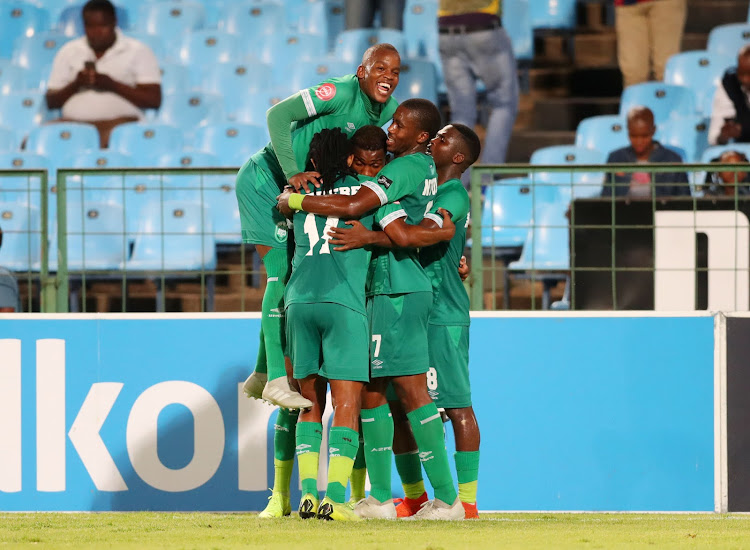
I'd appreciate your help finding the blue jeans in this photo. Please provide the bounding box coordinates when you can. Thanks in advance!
[345,0,405,29]
[439,26,519,172]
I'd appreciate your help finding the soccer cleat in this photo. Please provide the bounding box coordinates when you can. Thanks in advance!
[316,497,362,521]
[406,497,465,521]
[261,377,313,410]
[353,495,397,519]
[298,493,319,519]
[462,501,479,519]
[243,371,267,400]
[258,491,290,518]
[395,492,429,518]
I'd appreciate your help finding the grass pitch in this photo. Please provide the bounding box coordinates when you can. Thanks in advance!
[2,512,750,549]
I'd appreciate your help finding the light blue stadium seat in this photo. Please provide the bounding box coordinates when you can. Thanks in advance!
[529,145,607,200]
[392,58,438,105]
[0,202,40,271]
[108,122,185,165]
[203,60,274,114]
[55,201,128,271]
[0,126,19,152]
[286,57,356,92]
[62,150,134,204]
[528,0,577,29]
[12,30,68,72]
[663,50,734,116]
[0,62,37,94]
[0,2,51,60]
[707,23,750,59]
[619,82,696,124]
[335,28,407,68]
[655,115,709,163]
[32,0,79,24]
[575,115,629,157]
[57,3,131,36]
[193,122,267,164]
[126,31,166,62]
[403,0,438,59]
[481,177,534,252]
[0,152,49,208]
[179,29,240,70]
[0,91,47,143]
[26,122,100,156]
[136,1,205,37]
[232,90,285,126]
[286,0,343,52]
[156,92,224,135]
[223,1,285,46]
[504,0,533,62]
[263,32,331,83]
[159,61,190,94]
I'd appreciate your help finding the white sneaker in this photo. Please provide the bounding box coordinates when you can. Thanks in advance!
[261,377,313,409]
[353,495,397,519]
[243,371,267,399]
[406,497,465,521]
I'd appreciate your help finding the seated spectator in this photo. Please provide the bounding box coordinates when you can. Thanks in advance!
[601,106,690,198]
[708,45,750,146]
[702,150,750,197]
[45,0,162,148]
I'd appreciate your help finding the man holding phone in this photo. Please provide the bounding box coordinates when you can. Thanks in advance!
[708,44,750,146]
[45,0,162,147]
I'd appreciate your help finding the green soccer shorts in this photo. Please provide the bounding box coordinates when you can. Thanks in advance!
[427,324,472,409]
[286,302,370,382]
[367,291,432,379]
[235,160,289,248]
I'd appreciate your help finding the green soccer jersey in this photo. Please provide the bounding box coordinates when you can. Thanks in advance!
[419,178,471,326]
[285,175,374,316]
[252,75,398,184]
[363,152,438,297]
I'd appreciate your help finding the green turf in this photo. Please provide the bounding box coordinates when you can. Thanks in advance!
[1,513,750,549]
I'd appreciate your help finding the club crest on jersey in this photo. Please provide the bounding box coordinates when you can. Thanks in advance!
[346,122,356,132]
[377,175,392,189]
[315,83,336,101]
[274,221,288,242]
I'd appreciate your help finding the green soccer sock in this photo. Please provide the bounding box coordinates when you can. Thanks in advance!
[361,404,394,503]
[271,409,299,493]
[296,421,322,497]
[261,248,290,382]
[395,452,425,499]
[455,451,480,505]
[407,403,457,505]
[325,427,360,504]
[253,325,267,375]
[350,437,366,502]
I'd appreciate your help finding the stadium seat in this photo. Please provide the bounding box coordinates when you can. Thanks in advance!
[136,1,205,37]
[63,150,134,204]
[0,2,51,60]
[25,122,100,156]
[0,126,19,152]
[619,82,696,124]
[663,50,734,116]
[575,115,630,157]
[655,115,709,163]
[528,0,577,29]
[156,92,224,135]
[286,57,357,92]
[193,122,267,164]
[392,58,438,105]
[126,31,166,62]
[706,23,750,59]
[529,145,607,201]
[0,91,46,143]
[179,29,240,68]
[232,90,285,126]
[335,28,407,68]
[12,30,68,71]
[0,202,41,271]
[159,61,191,95]
[0,152,49,208]
[0,62,37,94]
[108,122,185,165]
[223,1,285,42]
[504,0,533,62]
[481,177,534,252]
[261,32,330,80]
[56,201,128,271]
[202,60,274,111]
[32,0,79,24]
[57,3,131,36]
[403,0,438,59]
[286,0,343,52]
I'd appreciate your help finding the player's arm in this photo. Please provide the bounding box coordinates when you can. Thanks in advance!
[382,209,455,248]
[277,185,382,219]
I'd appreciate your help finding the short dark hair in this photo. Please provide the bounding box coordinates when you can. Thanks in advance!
[451,123,481,166]
[361,43,400,68]
[351,125,387,153]
[83,0,116,20]
[306,128,355,194]
[401,98,442,140]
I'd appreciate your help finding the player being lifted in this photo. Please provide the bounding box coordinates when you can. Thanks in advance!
[236,44,400,519]
[278,99,464,520]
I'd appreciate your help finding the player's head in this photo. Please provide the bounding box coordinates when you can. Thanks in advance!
[306,128,355,194]
[356,43,401,104]
[429,124,481,172]
[386,98,442,157]
[83,0,117,53]
[350,125,387,177]
[626,106,656,157]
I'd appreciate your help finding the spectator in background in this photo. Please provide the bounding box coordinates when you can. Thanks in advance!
[438,0,518,186]
[346,0,405,30]
[702,150,750,196]
[708,45,750,146]
[45,0,162,148]
[0,227,21,312]
[615,0,687,89]
[601,106,690,198]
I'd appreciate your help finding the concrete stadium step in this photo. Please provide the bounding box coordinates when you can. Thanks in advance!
[685,0,749,34]
[532,97,620,132]
[506,130,577,162]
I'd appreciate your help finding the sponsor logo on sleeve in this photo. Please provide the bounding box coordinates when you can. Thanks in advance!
[377,175,392,189]
[315,83,337,101]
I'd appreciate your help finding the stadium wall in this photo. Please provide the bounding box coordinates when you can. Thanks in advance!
[0,312,725,512]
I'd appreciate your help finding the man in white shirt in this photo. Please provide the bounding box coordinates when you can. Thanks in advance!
[708,45,750,146]
[45,0,162,147]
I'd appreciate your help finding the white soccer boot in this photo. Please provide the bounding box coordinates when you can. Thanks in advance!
[261,377,313,409]
[242,371,267,399]
[406,497,465,520]
[353,495,397,519]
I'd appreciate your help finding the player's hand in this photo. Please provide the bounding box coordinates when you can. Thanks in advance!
[328,220,370,251]
[288,171,321,194]
[438,208,456,240]
[458,255,470,282]
[276,189,294,218]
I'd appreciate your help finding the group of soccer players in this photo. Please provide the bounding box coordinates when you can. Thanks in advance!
[235,43,481,521]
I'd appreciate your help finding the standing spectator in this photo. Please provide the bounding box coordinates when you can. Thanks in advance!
[708,45,750,146]
[437,0,519,184]
[346,0,405,30]
[615,0,687,89]
[45,0,162,148]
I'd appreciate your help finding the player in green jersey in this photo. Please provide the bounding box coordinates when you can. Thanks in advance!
[240,43,400,410]
[278,99,464,521]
